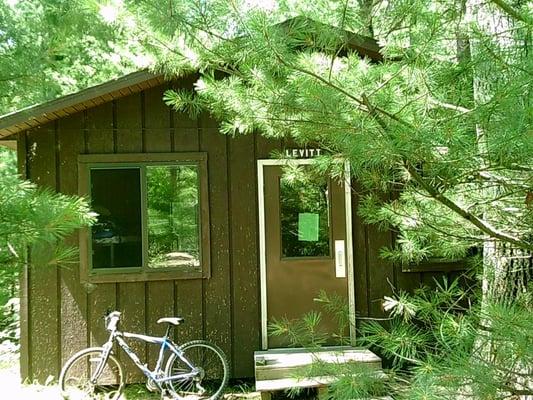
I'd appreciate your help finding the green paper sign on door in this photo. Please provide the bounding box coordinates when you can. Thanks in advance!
[298,213,319,241]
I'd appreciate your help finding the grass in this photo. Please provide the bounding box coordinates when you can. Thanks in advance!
[0,352,263,400]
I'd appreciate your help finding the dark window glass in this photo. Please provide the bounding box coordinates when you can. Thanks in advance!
[280,172,331,257]
[90,168,142,269]
[146,165,200,272]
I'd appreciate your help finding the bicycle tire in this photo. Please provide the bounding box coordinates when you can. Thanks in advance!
[59,347,125,400]
[164,340,229,400]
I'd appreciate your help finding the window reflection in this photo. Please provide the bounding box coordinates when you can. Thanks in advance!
[91,168,143,269]
[146,165,201,271]
[280,171,331,258]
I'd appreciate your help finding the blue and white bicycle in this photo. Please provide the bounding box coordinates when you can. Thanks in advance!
[59,311,229,400]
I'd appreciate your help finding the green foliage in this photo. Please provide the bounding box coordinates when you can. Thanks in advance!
[268,291,352,348]
[0,0,148,114]
[361,279,533,399]
[0,173,96,267]
[271,279,532,399]
[361,277,476,367]
[118,0,532,261]
[269,310,329,348]
[0,146,95,285]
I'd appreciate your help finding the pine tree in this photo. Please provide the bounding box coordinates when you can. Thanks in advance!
[123,0,532,262]
[0,147,96,270]
[0,0,149,114]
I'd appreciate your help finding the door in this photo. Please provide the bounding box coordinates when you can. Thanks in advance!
[259,161,351,348]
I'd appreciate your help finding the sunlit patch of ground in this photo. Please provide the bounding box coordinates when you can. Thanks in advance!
[1,346,316,400]
[0,349,266,399]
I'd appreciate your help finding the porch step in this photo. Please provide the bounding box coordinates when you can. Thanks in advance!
[255,346,382,381]
[254,347,383,398]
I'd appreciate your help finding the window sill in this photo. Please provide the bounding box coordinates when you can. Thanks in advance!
[401,259,466,273]
[83,269,206,284]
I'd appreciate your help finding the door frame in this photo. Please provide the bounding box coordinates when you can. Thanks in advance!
[257,159,356,349]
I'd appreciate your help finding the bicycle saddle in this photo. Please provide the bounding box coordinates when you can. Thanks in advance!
[157,317,184,326]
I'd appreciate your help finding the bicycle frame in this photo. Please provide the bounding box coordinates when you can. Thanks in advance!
[93,325,198,391]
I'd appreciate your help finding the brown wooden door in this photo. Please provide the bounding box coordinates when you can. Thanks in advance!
[263,164,348,347]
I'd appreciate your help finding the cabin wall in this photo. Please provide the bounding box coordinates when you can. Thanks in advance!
[18,80,451,382]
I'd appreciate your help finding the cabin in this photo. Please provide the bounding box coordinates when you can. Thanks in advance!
[0,66,464,384]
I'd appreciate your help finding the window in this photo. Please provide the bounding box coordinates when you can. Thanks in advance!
[279,172,331,258]
[79,153,210,282]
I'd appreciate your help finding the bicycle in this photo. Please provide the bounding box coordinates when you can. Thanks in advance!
[59,311,229,400]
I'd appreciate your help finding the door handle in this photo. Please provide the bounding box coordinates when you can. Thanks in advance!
[335,240,346,278]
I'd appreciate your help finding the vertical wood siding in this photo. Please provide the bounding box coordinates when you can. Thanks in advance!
[58,114,88,372]
[20,79,454,381]
[26,124,60,381]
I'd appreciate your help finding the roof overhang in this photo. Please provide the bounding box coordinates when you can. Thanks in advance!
[0,70,166,139]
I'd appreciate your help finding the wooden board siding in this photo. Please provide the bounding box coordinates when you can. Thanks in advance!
[19,77,452,382]
[229,133,260,377]
[366,223,395,317]
[26,124,61,381]
[200,116,232,367]
[58,114,89,370]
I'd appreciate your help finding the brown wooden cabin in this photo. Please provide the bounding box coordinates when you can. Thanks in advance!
[0,70,464,383]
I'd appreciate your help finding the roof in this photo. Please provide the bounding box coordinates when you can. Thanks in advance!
[0,70,166,139]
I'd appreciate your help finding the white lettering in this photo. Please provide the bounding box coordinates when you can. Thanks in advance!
[283,148,323,158]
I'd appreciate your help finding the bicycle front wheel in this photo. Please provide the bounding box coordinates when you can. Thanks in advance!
[165,340,229,400]
[59,347,124,400]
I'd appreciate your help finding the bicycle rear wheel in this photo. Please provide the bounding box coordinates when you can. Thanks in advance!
[59,347,124,400]
[164,340,229,400]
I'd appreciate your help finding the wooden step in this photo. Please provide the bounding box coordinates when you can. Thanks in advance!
[255,346,382,381]
[255,370,388,391]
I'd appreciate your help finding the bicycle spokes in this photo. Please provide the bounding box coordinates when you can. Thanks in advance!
[165,341,229,400]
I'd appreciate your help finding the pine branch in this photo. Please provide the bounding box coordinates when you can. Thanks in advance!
[405,162,532,251]
[428,98,472,113]
[328,0,349,81]
[260,25,415,130]
[489,0,533,26]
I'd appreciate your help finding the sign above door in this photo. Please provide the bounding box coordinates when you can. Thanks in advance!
[284,148,323,158]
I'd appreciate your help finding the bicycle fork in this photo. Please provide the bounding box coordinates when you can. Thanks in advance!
[90,338,114,385]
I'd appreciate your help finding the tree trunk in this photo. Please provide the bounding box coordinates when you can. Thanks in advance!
[467,1,532,397]
[483,240,532,305]
[466,0,531,304]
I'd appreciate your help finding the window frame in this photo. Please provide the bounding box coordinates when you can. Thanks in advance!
[278,175,334,261]
[78,153,210,283]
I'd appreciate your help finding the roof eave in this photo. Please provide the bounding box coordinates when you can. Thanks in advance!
[0,70,166,139]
